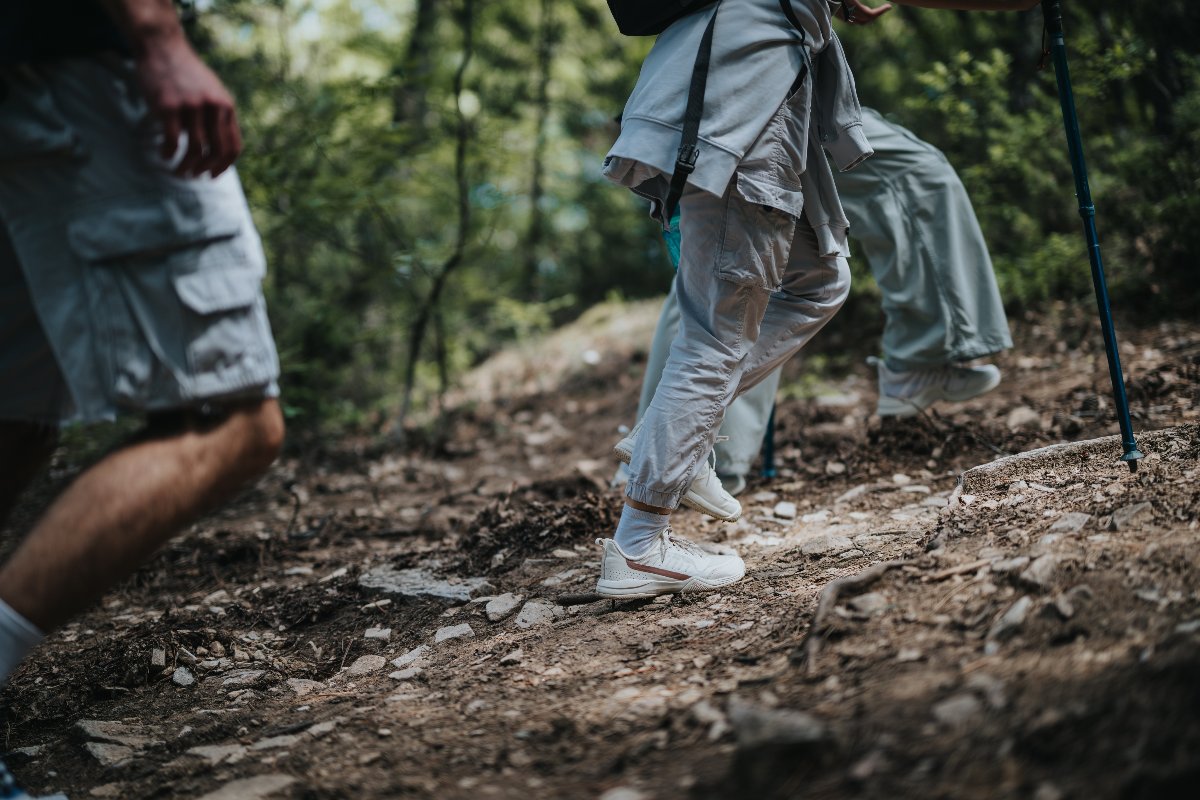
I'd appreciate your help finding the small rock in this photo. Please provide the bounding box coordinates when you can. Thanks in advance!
[222,669,266,687]
[752,491,779,503]
[835,484,871,504]
[499,648,524,665]
[988,596,1033,641]
[1005,406,1041,430]
[286,678,324,696]
[434,623,475,643]
[392,645,430,669]
[364,627,392,641]
[728,697,828,747]
[990,556,1030,575]
[250,734,301,751]
[194,774,295,800]
[1174,619,1200,635]
[773,501,797,520]
[896,648,922,663]
[540,569,581,587]
[389,666,423,681]
[892,473,912,486]
[1110,502,1153,531]
[347,655,388,675]
[485,593,524,622]
[598,789,648,800]
[846,592,888,618]
[1034,783,1065,800]
[1050,512,1090,533]
[150,648,166,669]
[84,742,136,768]
[801,509,831,524]
[825,461,846,476]
[691,700,731,742]
[209,641,226,658]
[965,673,1008,710]
[551,549,578,559]
[932,693,983,729]
[1019,555,1059,590]
[76,720,161,750]
[89,783,123,798]
[514,600,562,629]
[801,533,854,556]
[172,667,196,687]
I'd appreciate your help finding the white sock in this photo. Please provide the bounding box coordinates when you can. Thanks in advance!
[614,505,670,559]
[0,596,44,688]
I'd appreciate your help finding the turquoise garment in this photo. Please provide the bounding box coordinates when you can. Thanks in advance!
[663,210,683,270]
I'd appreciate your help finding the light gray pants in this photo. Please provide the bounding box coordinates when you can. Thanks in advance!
[626,185,850,509]
[634,110,1012,478]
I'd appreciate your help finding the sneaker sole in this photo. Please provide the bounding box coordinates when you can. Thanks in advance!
[877,371,1002,417]
[595,571,745,598]
[613,444,742,522]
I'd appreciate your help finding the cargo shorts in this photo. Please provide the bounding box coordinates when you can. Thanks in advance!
[0,55,279,425]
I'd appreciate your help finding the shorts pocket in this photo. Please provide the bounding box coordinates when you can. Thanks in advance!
[68,195,274,403]
[715,196,797,292]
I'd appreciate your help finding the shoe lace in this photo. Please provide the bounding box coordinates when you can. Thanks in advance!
[665,530,711,559]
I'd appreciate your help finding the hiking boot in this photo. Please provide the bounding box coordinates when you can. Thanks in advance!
[613,421,742,522]
[595,530,745,598]
[1,758,67,800]
[872,357,1002,418]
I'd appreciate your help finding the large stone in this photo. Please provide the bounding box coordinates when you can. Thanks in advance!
[187,744,248,766]
[932,693,983,729]
[485,593,524,623]
[1050,512,1090,533]
[514,600,563,629]
[84,742,136,768]
[1110,502,1153,531]
[434,623,475,644]
[76,720,162,750]
[392,645,430,668]
[347,655,388,675]
[358,565,492,602]
[1020,555,1059,590]
[988,596,1033,641]
[728,698,829,748]
[194,774,295,800]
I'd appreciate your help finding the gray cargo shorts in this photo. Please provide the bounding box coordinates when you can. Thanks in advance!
[0,55,279,425]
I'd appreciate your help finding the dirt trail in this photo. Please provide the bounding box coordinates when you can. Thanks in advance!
[2,305,1198,800]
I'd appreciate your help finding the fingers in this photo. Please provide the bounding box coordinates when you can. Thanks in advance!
[159,108,182,163]
[843,0,894,25]
[204,103,243,177]
[173,105,207,177]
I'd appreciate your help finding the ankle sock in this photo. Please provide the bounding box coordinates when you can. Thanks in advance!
[0,596,43,689]
[614,505,670,559]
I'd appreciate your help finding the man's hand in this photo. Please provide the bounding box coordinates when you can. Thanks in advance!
[837,1,895,25]
[99,0,242,178]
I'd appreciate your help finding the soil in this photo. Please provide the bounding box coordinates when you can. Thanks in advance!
[2,303,1199,800]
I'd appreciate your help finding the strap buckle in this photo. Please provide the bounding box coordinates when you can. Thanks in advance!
[675,143,700,176]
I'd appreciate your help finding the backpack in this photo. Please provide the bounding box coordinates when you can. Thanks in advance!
[606,1,719,36]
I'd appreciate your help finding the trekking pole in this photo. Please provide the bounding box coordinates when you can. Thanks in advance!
[761,402,778,479]
[1042,0,1143,472]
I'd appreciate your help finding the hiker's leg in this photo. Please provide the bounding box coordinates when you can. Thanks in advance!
[0,399,283,634]
[733,221,852,397]
[626,188,790,511]
[834,109,1011,370]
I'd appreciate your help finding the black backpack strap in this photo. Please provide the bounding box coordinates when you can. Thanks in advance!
[662,5,720,226]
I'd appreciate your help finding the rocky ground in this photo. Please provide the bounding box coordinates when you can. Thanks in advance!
[2,302,1198,800]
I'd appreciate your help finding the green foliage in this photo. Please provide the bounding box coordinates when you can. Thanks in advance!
[189,1,1198,432]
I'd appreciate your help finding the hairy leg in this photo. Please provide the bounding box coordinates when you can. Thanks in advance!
[0,399,284,632]
[0,422,60,528]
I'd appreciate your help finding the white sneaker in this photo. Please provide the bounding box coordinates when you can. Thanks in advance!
[872,358,1002,418]
[613,421,742,522]
[595,530,745,598]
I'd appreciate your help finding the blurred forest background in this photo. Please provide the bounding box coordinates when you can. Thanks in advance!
[186,0,1200,434]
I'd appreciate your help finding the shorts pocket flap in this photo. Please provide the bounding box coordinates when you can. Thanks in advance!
[68,194,243,262]
[174,268,261,315]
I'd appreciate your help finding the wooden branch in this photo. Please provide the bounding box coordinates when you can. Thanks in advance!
[792,560,914,676]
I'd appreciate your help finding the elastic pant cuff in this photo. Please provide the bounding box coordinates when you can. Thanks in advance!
[624,481,683,511]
